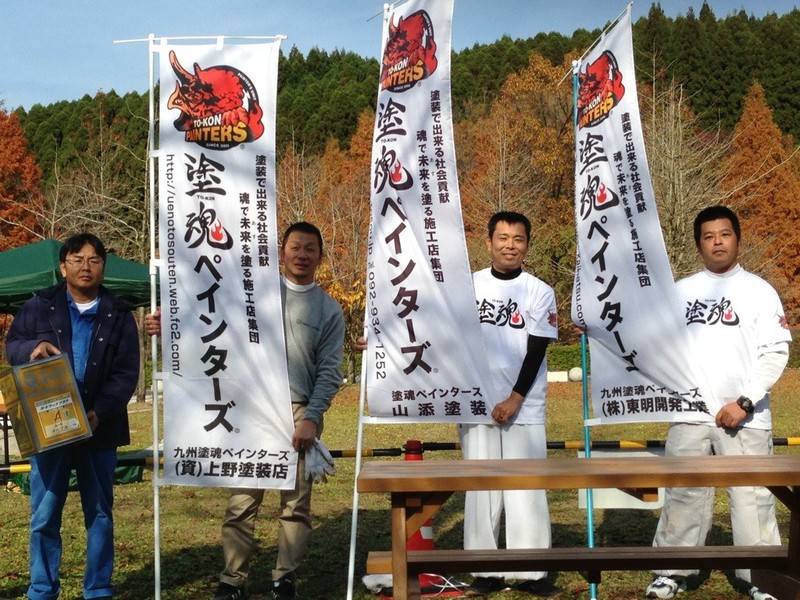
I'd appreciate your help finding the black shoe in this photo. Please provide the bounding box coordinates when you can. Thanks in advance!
[515,578,562,597]
[214,582,248,600]
[465,576,509,596]
[271,573,297,600]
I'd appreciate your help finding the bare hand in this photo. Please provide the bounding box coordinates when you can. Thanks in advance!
[144,309,162,337]
[491,393,524,425]
[87,410,99,432]
[292,419,319,452]
[30,341,60,361]
[715,401,747,429]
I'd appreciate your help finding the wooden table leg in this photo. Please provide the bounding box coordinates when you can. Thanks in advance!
[751,485,800,599]
[788,487,800,576]
[391,492,421,600]
[769,484,800,576]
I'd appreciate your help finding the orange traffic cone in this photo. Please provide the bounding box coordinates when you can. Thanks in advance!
[404,439,438,592]
[378,440,466,599]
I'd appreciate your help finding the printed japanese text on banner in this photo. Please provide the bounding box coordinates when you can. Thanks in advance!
[157,40,296,488]
[365,0,493,423]
[570,8,718,424]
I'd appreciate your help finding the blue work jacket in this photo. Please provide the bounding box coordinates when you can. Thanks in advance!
[6,282,140,449]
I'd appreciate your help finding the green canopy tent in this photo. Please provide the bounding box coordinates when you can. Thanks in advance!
[0,239,152,314]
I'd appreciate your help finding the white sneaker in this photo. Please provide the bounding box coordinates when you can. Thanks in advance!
[646,576,686,599]
[749,586,777,600]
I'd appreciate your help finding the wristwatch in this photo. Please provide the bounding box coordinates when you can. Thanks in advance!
[736,396,755,414]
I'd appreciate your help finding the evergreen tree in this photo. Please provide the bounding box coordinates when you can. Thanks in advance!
[671,9,714,116]
[634,3,674,77]
[705,10,756,131]
[754,10,800,138]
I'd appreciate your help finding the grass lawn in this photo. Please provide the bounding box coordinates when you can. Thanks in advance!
[1,369,799,599]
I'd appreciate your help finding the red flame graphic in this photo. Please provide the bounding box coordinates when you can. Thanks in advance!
[211,221,225,241]
[391,162,405,183]
[598,183,607,204]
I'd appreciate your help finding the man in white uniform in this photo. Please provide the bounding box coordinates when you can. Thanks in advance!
[459,211,561,597]
[646,206,791,600]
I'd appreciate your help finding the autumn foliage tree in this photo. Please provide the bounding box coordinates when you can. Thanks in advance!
[0,105,43,249]
[278,110,373,379]
[721,82,800,323]
[0,105,45,354]
[9,18,800,347]
[456,52,576,334]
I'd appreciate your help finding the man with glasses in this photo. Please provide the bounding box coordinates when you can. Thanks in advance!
[6,233,140,600]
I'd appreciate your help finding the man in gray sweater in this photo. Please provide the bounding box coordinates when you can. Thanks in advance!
[215,221,345,600]
[146,221,344,600]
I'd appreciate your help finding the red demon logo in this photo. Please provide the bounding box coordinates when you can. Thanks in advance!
[577,50,625,129]
[380,10,438,92]
[167,50,264,149]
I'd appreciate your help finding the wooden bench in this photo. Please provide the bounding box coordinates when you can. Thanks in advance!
[357,454,800,600]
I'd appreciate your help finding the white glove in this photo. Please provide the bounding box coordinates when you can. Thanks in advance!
[304,437,335,483]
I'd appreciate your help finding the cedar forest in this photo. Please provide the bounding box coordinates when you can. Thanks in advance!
[1,3,798,370]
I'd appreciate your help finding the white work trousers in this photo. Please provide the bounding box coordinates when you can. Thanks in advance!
[653,423,780,583]
[458,423,551,581]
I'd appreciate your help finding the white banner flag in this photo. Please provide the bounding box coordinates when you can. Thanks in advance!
[157,40,296,488]
[364,0,493,423]
[571,8,717,425]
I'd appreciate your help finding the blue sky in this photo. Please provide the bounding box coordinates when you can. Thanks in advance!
[1,0,797,111]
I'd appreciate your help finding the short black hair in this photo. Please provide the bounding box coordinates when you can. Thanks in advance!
[59,233,107,263]
[488,211,531,242]
[693,205,741,245]
[282,221,323,254]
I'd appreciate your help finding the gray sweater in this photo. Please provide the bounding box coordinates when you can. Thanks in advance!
[281,278,345,424]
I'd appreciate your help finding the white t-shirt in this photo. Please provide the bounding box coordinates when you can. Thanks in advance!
[473,268,558,424]
[676,264,791,430]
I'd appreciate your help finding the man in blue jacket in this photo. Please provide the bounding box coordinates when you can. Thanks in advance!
[6,233,139,600]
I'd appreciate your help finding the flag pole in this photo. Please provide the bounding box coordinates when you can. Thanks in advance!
[345,311,371,600]
[346,6,391,598]
[574,55,599,600]
[576,3,631,65]
[581,333,598,600]
[146,34,164,600]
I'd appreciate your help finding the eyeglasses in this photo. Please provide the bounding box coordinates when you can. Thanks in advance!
[65,256,104,267]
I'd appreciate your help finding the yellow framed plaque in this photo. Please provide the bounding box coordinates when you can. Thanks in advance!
[0,354,90,458]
